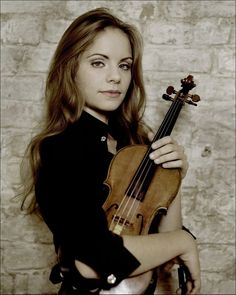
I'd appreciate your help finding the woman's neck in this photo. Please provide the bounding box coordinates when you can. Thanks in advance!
[107,133,117,154]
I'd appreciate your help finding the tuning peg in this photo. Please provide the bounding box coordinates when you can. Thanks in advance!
[191,94,200,102]
[185,100,197,106]
[162,94,173,101]
[166,86,176,95]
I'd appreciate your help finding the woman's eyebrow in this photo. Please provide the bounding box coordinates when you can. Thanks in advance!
[121,57,133,62]
[87,53,108,59]
[87,53,133,62]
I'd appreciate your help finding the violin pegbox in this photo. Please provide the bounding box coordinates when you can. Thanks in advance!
[162,75,201,106]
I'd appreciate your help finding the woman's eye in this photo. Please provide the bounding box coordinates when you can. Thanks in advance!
[120,63,131,71]
[91,61,105,68]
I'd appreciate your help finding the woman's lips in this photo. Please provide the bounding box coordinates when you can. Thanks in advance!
[100,90,121,97]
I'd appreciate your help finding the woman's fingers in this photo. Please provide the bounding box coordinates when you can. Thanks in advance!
[149,136,188,178]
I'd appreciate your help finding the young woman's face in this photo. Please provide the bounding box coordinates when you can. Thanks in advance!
[76,27,133,123]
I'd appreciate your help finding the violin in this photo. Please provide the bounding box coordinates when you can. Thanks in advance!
[102,75,200,294]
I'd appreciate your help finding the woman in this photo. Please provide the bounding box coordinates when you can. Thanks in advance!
[21,8,200,295]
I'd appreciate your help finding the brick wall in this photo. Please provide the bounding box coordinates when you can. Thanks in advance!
[1,1,235,294]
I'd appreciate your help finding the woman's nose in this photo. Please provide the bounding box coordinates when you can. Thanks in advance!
[106,66,121,84]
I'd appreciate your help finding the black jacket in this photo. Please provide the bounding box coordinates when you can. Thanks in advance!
[35,111,140,288]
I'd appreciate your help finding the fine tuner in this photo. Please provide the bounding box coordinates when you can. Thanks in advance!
[162,75,201,106]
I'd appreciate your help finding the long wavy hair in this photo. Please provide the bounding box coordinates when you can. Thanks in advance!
[20,7,149,213]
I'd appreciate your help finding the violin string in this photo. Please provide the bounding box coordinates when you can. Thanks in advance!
[110,99,182,233]
[110,100,181,233]
[125,100,182,224]
[109,192,130,230]
[141,100,183,182]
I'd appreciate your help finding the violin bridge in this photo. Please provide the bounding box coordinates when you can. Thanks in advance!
[110,216,133,235]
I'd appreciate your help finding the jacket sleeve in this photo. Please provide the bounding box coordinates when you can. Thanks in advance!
[35,136,140,288]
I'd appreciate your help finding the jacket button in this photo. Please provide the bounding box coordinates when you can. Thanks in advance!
[107,274,116,284]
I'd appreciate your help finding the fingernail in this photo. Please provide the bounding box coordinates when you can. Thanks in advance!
[149,153,154,159]
[151,143,157,149]
[154,158,160,164]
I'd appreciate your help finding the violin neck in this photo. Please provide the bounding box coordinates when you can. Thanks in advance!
[125,99,184,201]
[151,99,184,144]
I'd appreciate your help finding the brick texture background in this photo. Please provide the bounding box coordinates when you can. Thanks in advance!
[1,1,235,294]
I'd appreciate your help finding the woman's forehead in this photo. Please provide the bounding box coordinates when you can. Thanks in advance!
[84,27,132,59]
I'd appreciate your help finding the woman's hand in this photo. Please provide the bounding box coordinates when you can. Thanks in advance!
[177,230,201,295]
[148,133,189,178]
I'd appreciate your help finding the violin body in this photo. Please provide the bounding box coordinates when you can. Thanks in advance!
[103,145,181,236]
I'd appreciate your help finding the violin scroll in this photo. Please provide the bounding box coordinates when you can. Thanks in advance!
[162,75,201,106]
